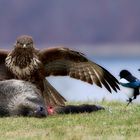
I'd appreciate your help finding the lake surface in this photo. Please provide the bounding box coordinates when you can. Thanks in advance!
[47,57,140,104]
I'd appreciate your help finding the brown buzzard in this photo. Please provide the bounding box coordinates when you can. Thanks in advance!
[0,35,120,106]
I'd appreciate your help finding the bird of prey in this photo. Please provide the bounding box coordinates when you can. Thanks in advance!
[119,70,140,105]
[0,35,120,106]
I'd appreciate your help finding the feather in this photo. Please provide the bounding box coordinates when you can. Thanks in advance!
[0,35,120,107]
[43,79,66,106]
[41,47,120,93]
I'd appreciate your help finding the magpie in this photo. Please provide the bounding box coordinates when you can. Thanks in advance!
[119,70,140,105]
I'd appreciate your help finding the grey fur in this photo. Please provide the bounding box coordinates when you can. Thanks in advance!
[0,79,47,117]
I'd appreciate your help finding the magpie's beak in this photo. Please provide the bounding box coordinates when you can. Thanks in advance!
[23,44,27,48]
[138,69,140,71]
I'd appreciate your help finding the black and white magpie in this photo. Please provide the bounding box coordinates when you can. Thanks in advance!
[119,70,140,105]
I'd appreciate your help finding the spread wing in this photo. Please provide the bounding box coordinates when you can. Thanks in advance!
[39,47,120,93]
[0,49,9,63]
[0,49,13,80]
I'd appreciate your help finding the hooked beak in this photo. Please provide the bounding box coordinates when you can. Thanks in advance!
[23,44,27,48]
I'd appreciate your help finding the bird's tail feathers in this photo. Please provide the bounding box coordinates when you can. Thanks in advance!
[43,79,66,107]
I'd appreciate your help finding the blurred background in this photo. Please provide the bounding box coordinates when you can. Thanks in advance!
[1,0,140,103]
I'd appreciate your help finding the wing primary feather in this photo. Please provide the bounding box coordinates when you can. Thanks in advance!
[90,67,111,92]
[101,65,120,84]
[101,67,120,90]
[89,67,102,87]
[103,74,118,92]
[92,64,119,92]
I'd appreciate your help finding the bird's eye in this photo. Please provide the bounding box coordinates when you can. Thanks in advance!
[17,41,23,46]
[20,43,24,46]
[26,43,30,46]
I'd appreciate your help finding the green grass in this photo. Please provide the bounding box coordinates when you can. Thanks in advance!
[0,102,140,140]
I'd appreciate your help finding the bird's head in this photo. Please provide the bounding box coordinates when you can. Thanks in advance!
[15,35,34,51]
[119,70,132,78]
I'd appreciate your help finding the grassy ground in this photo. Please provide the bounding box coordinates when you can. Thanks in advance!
[0,102,140,140]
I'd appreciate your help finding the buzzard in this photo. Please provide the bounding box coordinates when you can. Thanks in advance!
[0,35,120,106]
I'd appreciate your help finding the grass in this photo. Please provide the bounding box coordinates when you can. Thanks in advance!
[0,102,140,140]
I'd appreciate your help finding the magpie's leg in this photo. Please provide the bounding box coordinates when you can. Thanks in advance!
[133,95,137,100]
[126,95,138,106]
[126,98,133,106]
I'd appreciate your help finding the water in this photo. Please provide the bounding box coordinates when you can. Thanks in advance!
[47,57,140,104]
